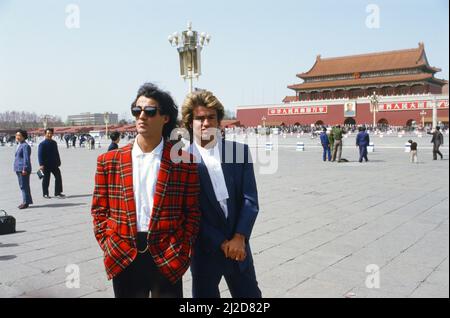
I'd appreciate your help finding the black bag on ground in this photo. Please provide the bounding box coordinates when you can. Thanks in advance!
[0,210,16,235]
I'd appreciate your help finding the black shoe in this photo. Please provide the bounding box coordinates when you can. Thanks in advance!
[43,195,51,199]
[56,194,66,198]
[18,203,29,209]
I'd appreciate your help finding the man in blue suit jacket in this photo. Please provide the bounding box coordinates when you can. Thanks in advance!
[319,127,331,161]
[182,90,261,298]
[38,128,65,198]
[356,126,370,163]
[14,130,33,209]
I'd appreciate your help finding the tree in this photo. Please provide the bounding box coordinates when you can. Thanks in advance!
[223,109,236,120]
[0,111,63,129]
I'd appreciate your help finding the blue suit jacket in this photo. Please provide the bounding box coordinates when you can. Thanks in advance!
[320,132,330,145]
[190,140,259,276]
[38,139,61,169]
[14,142,32,173]
[356,131,370,147]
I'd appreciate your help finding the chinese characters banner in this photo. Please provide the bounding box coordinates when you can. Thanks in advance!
[268,106,328,116]
[379,100,449,112]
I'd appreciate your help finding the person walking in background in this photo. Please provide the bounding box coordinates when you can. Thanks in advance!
[38,128,65,199]
[14,129,33,209]
[107,131,121,151]
[408,139,418,163]
[89,135,95,150]
[356,126,370,163]
[71,135,77,148]
[427,126,444,160]
[328,127,334,155]
[320,127,331,162]
[331,125,344,162]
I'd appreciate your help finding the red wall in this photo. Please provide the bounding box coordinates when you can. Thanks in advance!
[237,103,449,127]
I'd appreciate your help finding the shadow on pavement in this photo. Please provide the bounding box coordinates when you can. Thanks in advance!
[0,243,19,248]
[0,255,17,261]
[65,194,93,199]
[29,203,86,209]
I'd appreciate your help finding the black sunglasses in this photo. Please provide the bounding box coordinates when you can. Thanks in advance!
[131,106,159,118]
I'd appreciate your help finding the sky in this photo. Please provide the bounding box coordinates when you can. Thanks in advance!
[0,0,448,121]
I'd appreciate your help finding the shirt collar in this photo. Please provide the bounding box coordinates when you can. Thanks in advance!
[132,137,164,159]
[194,139,220,157]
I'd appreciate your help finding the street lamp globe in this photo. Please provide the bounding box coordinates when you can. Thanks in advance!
[169,22,211,93]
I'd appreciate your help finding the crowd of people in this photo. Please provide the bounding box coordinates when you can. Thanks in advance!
[224,123,449,138]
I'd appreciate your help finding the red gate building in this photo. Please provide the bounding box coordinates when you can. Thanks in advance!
[237,43,448,127]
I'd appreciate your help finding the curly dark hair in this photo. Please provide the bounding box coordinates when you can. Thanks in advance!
[16,129,28,140]
[131,83,178,140]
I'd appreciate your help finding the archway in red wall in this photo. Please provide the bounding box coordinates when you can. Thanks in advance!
[406,119,415,127]
[315,120,324,126]
[344,118,356,125]
[378,118,389,126]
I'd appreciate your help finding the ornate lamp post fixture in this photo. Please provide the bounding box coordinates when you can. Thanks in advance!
[369,91,379,129]
[168,22,211,93]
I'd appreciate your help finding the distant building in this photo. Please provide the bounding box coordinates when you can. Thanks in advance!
[67,112,118,126]
[237,43,448,127]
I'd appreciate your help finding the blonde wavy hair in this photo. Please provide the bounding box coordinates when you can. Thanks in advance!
[181,90,225,133]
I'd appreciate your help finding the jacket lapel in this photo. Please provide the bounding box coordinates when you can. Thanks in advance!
[119,143,137,238]
[219,140,235,223]
[198,158,228,224]
[148,141,173,233]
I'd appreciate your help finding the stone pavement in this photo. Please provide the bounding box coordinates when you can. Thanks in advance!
[0,134,448,298]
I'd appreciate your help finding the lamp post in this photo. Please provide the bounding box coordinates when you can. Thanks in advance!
[261,116,266,129]
[43,115,48,131]
[369,91,379,130]
[432,95,438,129]
[420,110,427,128]
[168,22,211,93]
[104,112,110,139]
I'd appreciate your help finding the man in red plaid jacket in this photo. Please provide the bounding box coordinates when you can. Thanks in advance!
[91,83,200,298]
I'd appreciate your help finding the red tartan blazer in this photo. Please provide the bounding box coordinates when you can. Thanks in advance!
[91,141,200,284]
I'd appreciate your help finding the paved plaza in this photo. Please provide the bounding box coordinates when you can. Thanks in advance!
[0,133,449,298]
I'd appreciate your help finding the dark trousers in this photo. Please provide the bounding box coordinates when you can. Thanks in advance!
[42,167,63,196]
[112,233,183,298]
[433,144,443,160]
[322,145,331,161]
[16,172,33,204]
[192,261,262,298]
[359,145,368,162]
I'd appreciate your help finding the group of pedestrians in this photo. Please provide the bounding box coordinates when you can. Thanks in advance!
[13,128,65,209]
[319,125,346,162]
[319,124,445,164]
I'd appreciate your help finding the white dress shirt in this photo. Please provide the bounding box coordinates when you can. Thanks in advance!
[132,138,164,232]
[194,141,229,218]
